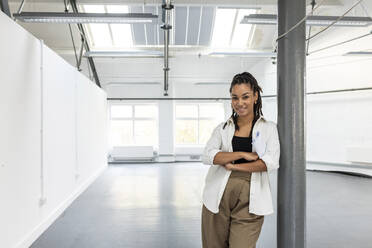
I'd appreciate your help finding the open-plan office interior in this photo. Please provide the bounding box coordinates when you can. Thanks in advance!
[1,0,372,247]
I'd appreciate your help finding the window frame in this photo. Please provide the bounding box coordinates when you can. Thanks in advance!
[109,102,159,147]
[175,101,225,146]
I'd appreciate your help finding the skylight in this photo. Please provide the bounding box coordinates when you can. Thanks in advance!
[82,4,133,49]
[79,5,255,50]
[211,8,256,48]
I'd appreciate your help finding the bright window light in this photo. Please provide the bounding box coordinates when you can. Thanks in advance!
[84,5,104,13]
[111,24,132,47]
[83,5,111,47]
[231,9,256,48]
[211,8,256,48]
[211,8,236,47]
[134,120,158,145]
[109,104,158,146]
[110,120,134,146]
[135,105,158,118]
[176,120,198,144]
[111,105,132,118]
[90,24,112,47]
[175,103,224,145]
[199,104,224,118]
[107,5,133,47]
[176,105,198,118]
[106,5,129,13]
[83,4,134,48]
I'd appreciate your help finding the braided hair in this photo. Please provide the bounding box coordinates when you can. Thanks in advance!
[223,72,263,130]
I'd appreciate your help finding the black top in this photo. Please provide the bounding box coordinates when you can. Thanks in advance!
[231,118,257,164]
[232,135,252,164]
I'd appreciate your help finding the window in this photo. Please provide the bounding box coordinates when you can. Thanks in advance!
[175,103,225,145]
[81,4,133,49]
[211,8,256,48]
[109,104,158,146]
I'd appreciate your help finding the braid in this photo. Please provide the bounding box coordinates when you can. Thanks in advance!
[223,72,263,130]
[223,109,238,129]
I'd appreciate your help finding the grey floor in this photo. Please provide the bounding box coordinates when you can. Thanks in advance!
[31,163,372,248]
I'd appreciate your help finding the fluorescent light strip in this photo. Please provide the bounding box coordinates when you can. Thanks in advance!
[13,12,158,24]
[85,51,163,57]
[242,14,372,27]
[209,51,277,57]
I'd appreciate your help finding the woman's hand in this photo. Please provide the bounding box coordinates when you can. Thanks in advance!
[224,163,235,171]
[241,152,259,161]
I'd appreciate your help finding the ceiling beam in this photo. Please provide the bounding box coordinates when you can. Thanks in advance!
[7,0,343,7]
[70,0,101,88]
[0,0,11,17]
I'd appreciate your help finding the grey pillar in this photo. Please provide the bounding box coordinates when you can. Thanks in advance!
[277,0,306,247]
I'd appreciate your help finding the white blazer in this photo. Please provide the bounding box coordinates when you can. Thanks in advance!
[202,116,280,215]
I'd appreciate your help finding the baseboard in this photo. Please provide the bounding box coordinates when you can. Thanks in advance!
[15,164,107,248]
[156,155,175,162]
[307,161,372,177]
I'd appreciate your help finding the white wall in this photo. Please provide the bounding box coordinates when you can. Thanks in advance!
[0,12,107,248]
[248,38,372,167]
[102,55,264,160]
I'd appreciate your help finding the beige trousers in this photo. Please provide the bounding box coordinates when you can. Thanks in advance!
[202,171,264,248]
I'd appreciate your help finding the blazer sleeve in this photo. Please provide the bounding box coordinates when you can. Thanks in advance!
[202,123,223,165]
[260,123,280,172]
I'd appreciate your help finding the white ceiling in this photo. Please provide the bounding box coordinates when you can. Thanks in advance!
[6,0,372,87]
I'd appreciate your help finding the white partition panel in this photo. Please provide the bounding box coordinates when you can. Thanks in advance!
[0,12,42,248]
[0,12,107,248]
[76,73,108,184]
[42,46,77,214]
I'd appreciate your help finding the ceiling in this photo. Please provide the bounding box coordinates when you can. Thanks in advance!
[6,0,372,88]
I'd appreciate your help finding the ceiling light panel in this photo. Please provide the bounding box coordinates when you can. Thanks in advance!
[242,14,372,27]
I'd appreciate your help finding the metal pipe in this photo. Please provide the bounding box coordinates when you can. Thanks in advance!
[307,87,372,95]
[107,86,372,101]
[39,39,46,206]
[17,0,26,14]
[306,0,316,55]
[70,0,101,87]
[63,0,80,71]
[309,30,372,55]
[277,0,306,247]
[161,0,173,96]
[77,41,84,71]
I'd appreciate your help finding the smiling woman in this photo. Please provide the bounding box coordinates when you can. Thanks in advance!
[201,72,280,248]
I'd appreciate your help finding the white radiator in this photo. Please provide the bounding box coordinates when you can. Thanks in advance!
[109,146,155,162]
[175,147,203,161]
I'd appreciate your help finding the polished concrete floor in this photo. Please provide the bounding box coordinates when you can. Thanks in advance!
[31,163,372,248]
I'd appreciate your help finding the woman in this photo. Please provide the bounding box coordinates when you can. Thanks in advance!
[201,72,280,248]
